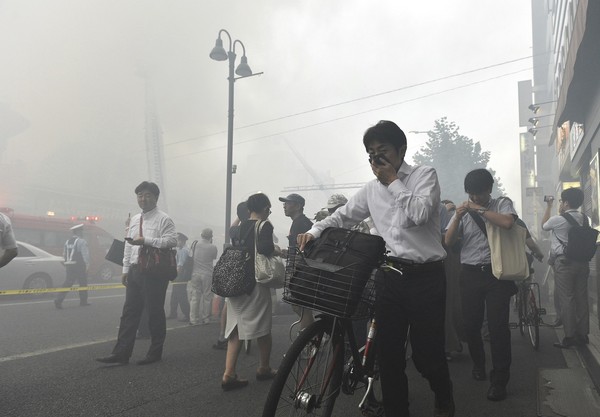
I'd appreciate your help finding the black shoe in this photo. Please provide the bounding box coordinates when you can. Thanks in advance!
[487,384,507,401]
[96,354,129,365]
[137,356,161,365]
[54,300,62,309]
[472,368,487,381]
[553,337,578,349]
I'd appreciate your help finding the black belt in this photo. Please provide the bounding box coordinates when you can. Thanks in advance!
[386,257,444,273]
[462,263,492,273]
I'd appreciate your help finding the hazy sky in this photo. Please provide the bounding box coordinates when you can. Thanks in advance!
[0,0,533,242]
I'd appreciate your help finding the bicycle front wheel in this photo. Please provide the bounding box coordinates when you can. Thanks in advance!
[262,318,344,417]
[525,287,540,350]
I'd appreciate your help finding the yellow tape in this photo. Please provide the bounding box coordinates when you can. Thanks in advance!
[0,280,188,296]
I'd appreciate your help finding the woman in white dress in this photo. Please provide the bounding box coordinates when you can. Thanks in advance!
[221,193,279,391]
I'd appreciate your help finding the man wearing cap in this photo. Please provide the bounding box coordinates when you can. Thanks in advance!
[189,228,218,326]
[279,193,313,257]
[168,233,191,322]
[327,194,371,234]
[55,224,90,309]
[96,181,177,365]
[280,193,314,330]
[297,121,454,417]
[0,212,18,268]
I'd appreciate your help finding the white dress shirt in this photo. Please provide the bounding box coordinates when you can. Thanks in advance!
[123,207,177,273]
[542,209,587,257]
[307,162,446,263]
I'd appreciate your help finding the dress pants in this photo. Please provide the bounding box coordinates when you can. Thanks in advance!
[56,265,88,304]
[375,263,452,417]
[112,265,170,359]
[188,272,213,324]
[553,256,589,339]
[169,282,190,319]
[460,265,517,386]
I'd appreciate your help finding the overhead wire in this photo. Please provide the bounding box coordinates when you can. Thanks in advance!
[165,55,533,147]
[167,67,532,161]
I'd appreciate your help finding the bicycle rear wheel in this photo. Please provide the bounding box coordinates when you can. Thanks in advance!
[517,289,525,336]
[525,286,540,350]
[262,318,344,417]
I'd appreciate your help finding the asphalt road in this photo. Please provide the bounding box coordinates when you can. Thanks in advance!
[0,288,569,416]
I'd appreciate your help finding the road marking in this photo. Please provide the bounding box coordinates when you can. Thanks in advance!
[0,324,190,363]
[0,294,126,307]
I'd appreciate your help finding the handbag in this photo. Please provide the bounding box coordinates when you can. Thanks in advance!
[105,239,125,266]
[211,225,256,297]
[139,246,178,280]
[254,220,285,289]
[469,209,529,281]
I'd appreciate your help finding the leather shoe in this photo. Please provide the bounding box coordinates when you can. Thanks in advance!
[96,354,128,365]
[472,368,487,381]
[137,356,161,365]
[553,337,578,349]
[487,384,507,401]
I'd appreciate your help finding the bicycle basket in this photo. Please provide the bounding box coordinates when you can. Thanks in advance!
[283,251,376,319]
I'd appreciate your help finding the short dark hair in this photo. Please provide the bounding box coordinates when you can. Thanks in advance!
[363,120,407,151]
[246,193,271,214]
[135,181,160,198]
[236,201,250,221]
[441,199,454,205]
[464,169,494,194]
[561,187,584,209]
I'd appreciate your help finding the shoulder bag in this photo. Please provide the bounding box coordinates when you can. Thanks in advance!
[469,207,529,281]
[254,220,285,289]
[211,225,256,297]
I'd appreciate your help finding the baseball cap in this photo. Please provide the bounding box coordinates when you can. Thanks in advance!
[278,193,305,206]
[177,232,189,241]
[326,194,348,209]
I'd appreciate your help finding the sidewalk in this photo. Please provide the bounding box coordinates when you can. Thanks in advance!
[538,313,600,416]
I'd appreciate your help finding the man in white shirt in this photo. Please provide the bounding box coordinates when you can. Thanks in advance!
[542,187,591,348]
[298,120,454,417]
[96,181,177,365]
[0,212,18,268]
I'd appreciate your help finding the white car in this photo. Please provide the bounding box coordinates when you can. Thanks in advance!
[0,241,66,291]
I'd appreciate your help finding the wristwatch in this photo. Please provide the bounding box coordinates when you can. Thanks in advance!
[477,208,487,215]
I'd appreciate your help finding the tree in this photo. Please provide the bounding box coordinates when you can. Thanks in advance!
[411,117,504,205]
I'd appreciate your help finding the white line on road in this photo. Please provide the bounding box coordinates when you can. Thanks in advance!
[0,324,189,363]
[0,294,125,307]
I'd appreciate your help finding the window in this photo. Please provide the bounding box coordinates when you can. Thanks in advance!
[16,244,35,258]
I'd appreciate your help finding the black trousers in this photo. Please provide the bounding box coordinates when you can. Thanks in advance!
[375,263,452,417]
[56,265,88,304]
[460,265,517,386]
[112,265,170,359]
[169,282,190,318]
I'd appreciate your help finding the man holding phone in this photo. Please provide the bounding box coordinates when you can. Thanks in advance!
[298,121,454,417]
[96,181,177,365]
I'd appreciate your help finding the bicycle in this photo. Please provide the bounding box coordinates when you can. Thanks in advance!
[510,259,546,350]
[262,250,391,417]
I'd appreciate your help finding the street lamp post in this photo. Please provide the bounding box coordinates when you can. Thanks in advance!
[209,29,262,247]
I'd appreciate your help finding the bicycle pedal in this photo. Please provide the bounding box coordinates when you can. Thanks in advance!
[508,322,518,329]
[538,308,546,315]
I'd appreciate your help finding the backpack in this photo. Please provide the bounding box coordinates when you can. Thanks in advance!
[180,240,197,282]
[558,213,598,262]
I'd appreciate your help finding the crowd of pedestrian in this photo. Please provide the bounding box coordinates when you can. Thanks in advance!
[10,119,590,417]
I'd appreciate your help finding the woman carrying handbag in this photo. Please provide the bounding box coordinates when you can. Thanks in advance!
[221,193,280,391]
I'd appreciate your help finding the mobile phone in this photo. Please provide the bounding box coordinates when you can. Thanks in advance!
[543,195,554,202]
